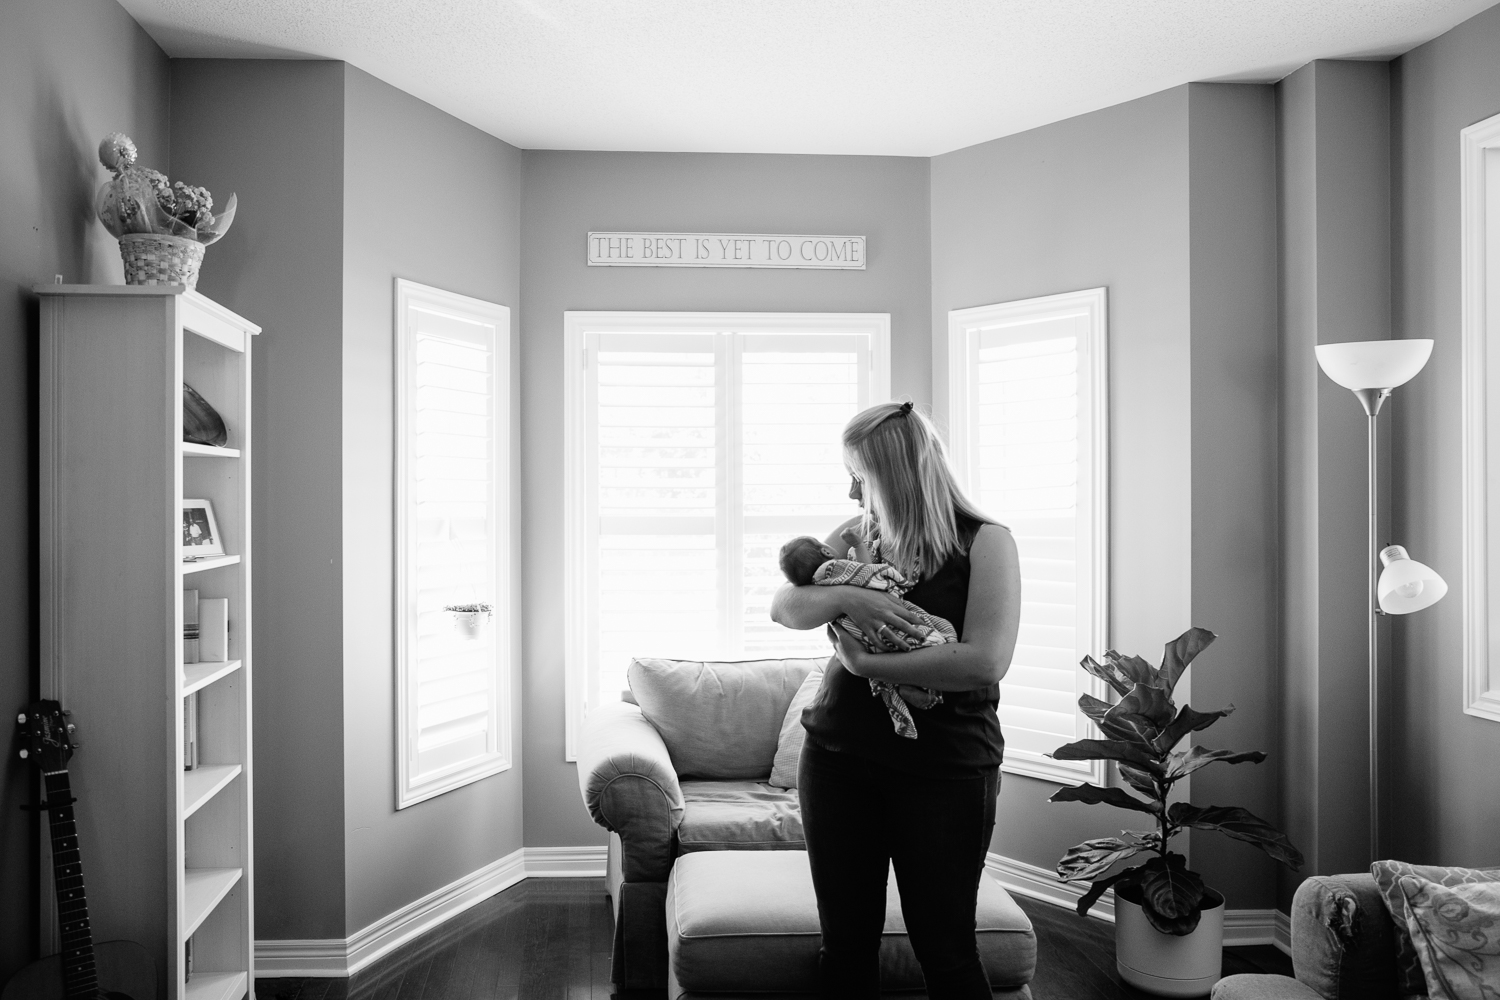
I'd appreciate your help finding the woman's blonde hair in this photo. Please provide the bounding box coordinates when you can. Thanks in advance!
[843,401,993,580]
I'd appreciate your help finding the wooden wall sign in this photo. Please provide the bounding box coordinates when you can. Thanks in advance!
[587,232,866,269]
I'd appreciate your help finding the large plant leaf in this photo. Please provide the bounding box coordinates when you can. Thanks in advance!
[1075,864,1143,918]
[1107,683,1177,731]
[1153,704,1235,754]
[1056,832,1156,882]
[1080,654,1133,698]
[1137,854,1206,936]
[1078,694,1151,745]
[1107,650,1160,688]
[1049,782,1160,815]
[1078,693,1112,725]
[1158,627,1217,695]
[1166,746,1267,781]
[1168,804,1306,869]
[1052,739,1165,773]
[1116,762,1161,799]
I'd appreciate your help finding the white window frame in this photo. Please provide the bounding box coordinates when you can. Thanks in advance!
[563,311,891,760]
[1461,112,1500,723]
[948,287,1109,785]
[394,279,513,807]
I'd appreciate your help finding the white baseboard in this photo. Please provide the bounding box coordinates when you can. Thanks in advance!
[255,845,608,978]
[986,851,1114,920]
[985,851,1290,951]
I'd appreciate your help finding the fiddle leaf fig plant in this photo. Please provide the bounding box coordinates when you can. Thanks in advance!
[1049,627,1305,936]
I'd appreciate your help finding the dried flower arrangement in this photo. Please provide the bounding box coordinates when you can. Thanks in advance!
[444,603,494,614]
[95,132,236,287]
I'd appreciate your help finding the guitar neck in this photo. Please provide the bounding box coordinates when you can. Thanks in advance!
[42,769,98,1000]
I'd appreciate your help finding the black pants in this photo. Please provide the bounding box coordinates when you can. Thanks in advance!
[798,740,1000,999]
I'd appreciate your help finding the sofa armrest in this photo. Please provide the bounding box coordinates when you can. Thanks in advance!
[1290,874,1399,1000]
[577,701,686,883]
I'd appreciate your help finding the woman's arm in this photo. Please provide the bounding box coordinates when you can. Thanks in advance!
[828,523,1021,690]
[770,516,928,643]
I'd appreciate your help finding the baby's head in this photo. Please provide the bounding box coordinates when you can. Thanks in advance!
[779,535,837,586]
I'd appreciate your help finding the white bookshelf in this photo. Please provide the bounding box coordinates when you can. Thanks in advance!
[37,284,257,999]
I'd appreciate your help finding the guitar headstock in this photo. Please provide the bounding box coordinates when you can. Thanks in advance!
[16,700,76,772]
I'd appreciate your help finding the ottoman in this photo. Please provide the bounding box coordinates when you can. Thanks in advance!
[665,851,1036,998]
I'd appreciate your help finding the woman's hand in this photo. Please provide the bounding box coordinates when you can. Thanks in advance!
[837,586,926,651]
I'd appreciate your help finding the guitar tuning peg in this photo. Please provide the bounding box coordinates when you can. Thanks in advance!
[61,710,71,717]
[18,749,27,759]
[16,713,25,724]
[71,740,82,748]
[66,724,76,733]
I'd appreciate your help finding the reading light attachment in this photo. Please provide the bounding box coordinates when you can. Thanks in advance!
[1377,545,1449,615]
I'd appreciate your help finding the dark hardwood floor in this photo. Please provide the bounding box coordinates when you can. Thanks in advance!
[254,878,1293,1000]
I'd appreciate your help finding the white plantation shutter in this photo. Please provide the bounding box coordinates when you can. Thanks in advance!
[396,281,511,808]
[949,289,1107,785]
[565,313,890,758]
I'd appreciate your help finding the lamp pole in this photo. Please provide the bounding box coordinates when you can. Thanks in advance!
[1354,386,1389,864]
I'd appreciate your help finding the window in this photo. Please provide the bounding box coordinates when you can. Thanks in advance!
[395,279,512,807]
[1462,111,1500,723]
[948,288,1108,784]
[564,312,890,758]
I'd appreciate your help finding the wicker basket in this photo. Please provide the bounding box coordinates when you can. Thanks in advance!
[119,233,206,289]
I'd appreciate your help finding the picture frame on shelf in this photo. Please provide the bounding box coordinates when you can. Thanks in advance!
[181,498,223,559]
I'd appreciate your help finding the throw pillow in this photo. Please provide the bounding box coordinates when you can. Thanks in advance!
[1398,874,1500,1000]
[627,657,820,780]
[1372,860,1500,996]
[768,666,825,789]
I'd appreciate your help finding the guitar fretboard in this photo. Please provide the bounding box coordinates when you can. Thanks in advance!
[42,769,97,1000]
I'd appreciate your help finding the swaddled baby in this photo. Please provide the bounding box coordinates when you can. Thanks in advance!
[778,533,954,739]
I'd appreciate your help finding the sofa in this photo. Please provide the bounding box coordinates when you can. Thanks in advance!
[1213,874,1400,999]
[576,656,1036,994]
[576,656,824,989]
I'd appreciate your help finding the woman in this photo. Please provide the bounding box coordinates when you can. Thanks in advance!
[770,400,1021,999]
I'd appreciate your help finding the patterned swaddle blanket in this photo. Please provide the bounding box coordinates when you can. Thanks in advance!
[812,558,957,739]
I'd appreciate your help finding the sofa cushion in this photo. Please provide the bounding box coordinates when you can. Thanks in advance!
[769,665,825,789]
[1398,874,1500,1000]
[666,850,1035,996]
[628,657,822,779]
[677,781,805,852]
[1371,861,1500,997]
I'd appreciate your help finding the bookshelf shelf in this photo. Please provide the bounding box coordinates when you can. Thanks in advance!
[183,443,241,458]
[184,972,247,1000]
[183,659,242,697]
[183,764,241,819]
[38,285,257,995]
[183,867,242,939]
[182,554,241,575]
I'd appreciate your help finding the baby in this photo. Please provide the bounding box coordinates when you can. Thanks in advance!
[779,533,954,739]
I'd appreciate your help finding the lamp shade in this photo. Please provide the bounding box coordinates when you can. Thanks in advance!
[1377,545,1448,614]
[1315,339,1434,391]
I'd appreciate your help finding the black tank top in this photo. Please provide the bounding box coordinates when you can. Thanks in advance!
[801,514,1006,777]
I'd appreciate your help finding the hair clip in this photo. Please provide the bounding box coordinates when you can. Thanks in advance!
[899,401,914,415]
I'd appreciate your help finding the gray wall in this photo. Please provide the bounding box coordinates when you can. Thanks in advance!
[171,58,350,941]
[931,84,1285,910]
[0,0,169,977]
[930,88,1195,877]
[518,150,933,847]
[341,65,525,934]
[1186,83,1282,910]
[1276,60,1396,903]
[1389,4,1500,867]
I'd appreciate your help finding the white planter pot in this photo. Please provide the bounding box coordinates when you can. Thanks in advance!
[1114,885,1224,997]
[449,610,490,640]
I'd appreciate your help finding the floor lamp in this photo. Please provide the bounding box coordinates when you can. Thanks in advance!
[1315,339,1447,862]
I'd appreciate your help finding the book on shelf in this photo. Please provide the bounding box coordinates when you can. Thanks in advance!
[200,598,228,662]
[184,692,198,772]
[183,589,200,664]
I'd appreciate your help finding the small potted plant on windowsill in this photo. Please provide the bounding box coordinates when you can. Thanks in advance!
[444,603,493,640]
[1048,627,1304,997]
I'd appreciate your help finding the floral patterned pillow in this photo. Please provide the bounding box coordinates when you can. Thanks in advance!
[1372,861,1500,996]
[1397,875,1500,1000]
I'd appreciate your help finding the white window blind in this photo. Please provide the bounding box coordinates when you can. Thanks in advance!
[564,312,890,759]
[396,280,512,808]
[949,289,1107,785]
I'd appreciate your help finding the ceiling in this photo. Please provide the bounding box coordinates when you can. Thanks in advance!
[119,0,1495,157]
